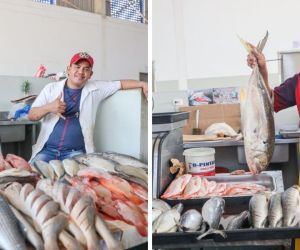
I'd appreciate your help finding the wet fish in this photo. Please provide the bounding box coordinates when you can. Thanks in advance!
[179,209,202,232]
[152,208,162,222]
[249,193,269,228]
[62,159,79,177]
[226,211,249,230]
[242,32,275,174]
[0,169,38,184]
[73,154,118,173]
[197,197,226,240]
[100,152,147,169]
[49,160,65,179]
[152,203,183,233]
[268,193,283,228]
[0,195,27,250]
[9,205,44,250]
[281,185,300,227]
[115,164,148,185]
[152,199,171,212]
[35,160,55,180]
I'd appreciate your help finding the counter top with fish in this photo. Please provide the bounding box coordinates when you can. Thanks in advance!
[183,138,298,148]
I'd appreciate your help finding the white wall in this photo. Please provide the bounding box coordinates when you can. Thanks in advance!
[153,0,300,83]
[0,0,147,80]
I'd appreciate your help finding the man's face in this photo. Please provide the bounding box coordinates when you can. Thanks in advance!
[67,60,93,87]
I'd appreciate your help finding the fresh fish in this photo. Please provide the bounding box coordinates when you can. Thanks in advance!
[115,164,148,185]
[197,197,226,240]
[152,199,171,212]
[49,160,65,179]
[73,154,118,173]
[226,211,249,230]
[0,169,38,184]
[153,203,183,233]
[152,208,162,222]
[281,185,300,227]
[268,193,283,228]
[204,123,238,137]
[9,205,44,250]
[35,160,55,180]
[249,193,269,228]
[179,209,202,232]
[5,154,32,171]
[161,174,192,199]
[100,152,147,169]
[62,159,79,177]
[0,195,27,250]
[242,32,275,174]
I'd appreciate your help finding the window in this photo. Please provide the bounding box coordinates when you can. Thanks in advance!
[34,0,56,4]
[108,0,145,23]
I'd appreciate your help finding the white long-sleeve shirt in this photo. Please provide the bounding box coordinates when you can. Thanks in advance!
[30,79,121,161]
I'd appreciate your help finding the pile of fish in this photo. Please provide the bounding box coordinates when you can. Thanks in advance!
[241,31,275,174]
[34,152,148,188]
[152,197,227,240]
[250,185,300,228]
[0,180,123,250]
[32,152,148,237]
[161,174,268,199]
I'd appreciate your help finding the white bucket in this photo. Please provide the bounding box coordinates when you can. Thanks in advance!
[183,147,216,176]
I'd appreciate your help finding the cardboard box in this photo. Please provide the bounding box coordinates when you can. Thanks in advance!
[179,104,241,135]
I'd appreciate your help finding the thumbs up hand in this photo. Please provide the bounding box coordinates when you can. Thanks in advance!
[48,92,66,118]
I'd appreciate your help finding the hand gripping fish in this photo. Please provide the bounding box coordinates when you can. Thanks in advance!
[240,31,275,174]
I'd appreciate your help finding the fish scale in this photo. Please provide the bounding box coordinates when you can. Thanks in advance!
[0,195,27,250]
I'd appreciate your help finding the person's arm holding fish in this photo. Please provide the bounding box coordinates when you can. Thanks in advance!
[247,46,272,97]
[247,46,298,113]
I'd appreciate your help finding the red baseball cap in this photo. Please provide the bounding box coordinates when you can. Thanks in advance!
[70,52,94,68]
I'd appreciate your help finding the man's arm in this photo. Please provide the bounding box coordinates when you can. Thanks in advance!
[120,80,148,99]
[28,92,66,121]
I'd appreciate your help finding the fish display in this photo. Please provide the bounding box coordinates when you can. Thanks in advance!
[249,193,269,228]
[100,152,148,169]
[281,185,300,227]
[268,193,283,228]
[161,174,268,199]
[179,209,203,232]
[242,32,275,174]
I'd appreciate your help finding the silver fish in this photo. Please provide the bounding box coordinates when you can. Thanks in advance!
[281,185,300,227]
[100,152,147,169]
[179,209,202,232]
[226,211,249,230]
[268,193,283,228]
[152,199,171,212]
[35,160,55,180]
[243,32,275,174]
[197,197,226,240]
[249,193,269,228]
[0,195,27,250]
[73,154,118,173]
[152,208,162,222]
[49,160,65,179]
[62,159,79,177]
[115,164,148,185]
[152,204,183,233]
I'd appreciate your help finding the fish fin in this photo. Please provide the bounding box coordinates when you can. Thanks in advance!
[237,35,252,52]
[257,31,268,52]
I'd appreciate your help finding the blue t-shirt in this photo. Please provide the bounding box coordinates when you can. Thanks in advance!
[45,85,85,151]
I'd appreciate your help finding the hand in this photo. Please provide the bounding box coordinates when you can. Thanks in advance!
[141,81,148,100]
[247,44,267,71]
[48,92,66,116]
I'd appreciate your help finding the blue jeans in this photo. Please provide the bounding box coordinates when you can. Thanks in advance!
[30,147,85,164]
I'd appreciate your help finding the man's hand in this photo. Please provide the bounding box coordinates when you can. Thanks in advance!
[247,44,267,71]
[47,92,66,117]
